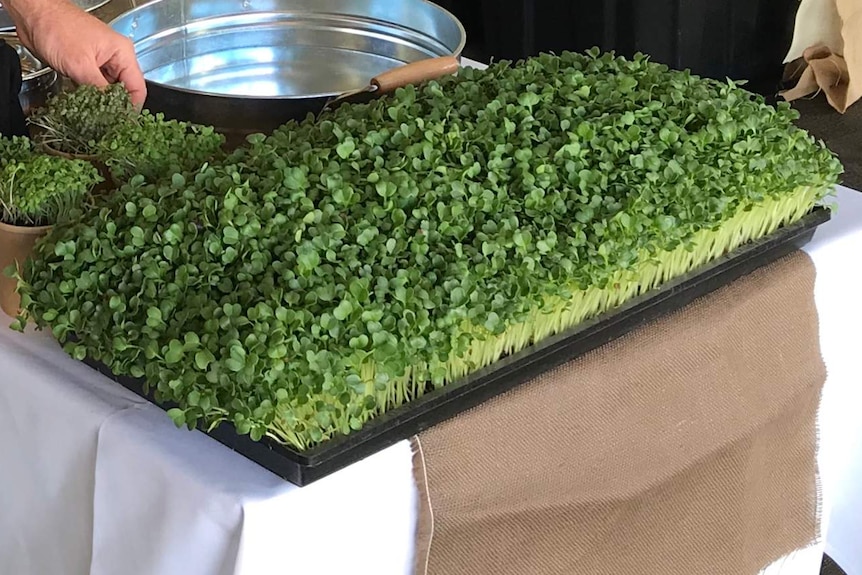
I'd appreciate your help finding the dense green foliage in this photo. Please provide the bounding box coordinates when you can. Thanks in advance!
[15,50,843,449]
[97,111,226,184]
[28,84,224,186]
[0,136,102,226]
[28,84,136,156]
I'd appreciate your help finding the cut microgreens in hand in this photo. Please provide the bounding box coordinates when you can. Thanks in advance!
[15,50,843,450]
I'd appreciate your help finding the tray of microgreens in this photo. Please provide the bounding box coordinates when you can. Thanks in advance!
[8,50,843,486]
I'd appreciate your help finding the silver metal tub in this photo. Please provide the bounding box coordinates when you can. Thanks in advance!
[0,33,61,116]
[109,0,466,136]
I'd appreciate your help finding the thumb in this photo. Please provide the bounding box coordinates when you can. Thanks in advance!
[115,65,148,110]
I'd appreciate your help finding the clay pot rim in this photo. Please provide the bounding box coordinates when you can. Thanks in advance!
[40,141,100,162]
[0,221,53,235]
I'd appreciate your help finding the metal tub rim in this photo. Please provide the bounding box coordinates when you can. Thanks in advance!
[108,0,467,101]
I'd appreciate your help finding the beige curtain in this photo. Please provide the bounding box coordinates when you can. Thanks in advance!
[781,0,862,113]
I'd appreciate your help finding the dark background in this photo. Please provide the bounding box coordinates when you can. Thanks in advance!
[435,0,798,96]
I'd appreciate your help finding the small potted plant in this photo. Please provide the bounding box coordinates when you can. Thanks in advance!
[97,110,226,185]
[0,135,101,317]
[27,83,136,183]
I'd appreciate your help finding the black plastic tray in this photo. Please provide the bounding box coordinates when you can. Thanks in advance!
[83,207,831,486]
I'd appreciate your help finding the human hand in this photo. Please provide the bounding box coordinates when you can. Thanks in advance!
[4,0,147,108]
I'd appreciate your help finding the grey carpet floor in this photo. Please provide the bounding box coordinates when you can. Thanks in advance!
[793,97,862,192]
[822,554,848,575]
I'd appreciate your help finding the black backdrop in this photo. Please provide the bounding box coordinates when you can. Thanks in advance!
[438,0,799,96]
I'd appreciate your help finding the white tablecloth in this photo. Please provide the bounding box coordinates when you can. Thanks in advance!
[0,326,417,575]
[2,184,861,575]
[811,186,862,575]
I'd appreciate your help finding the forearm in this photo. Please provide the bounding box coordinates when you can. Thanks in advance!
[4,0,147,106]
[3,0,67,25]
[3,0,81,51]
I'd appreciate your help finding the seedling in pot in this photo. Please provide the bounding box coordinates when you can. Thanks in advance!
[0,135,102,319]
[27,83,136,158]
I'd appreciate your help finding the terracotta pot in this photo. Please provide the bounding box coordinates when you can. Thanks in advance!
[0,221,51,318]
[41,142,95,159]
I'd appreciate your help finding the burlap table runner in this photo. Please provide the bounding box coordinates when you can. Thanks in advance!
[412,250,824,575]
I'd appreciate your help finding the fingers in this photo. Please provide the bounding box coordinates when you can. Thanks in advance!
[95,36,147,108]
[68,52,148,110]
[99,35,148,108]
[68,61,110,90]
[123,76,148,110]
[18,2,148,109]
[112,57,148,109]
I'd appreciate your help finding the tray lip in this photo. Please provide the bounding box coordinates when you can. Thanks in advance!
[107,0,467,101]
[81,205,831,484]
